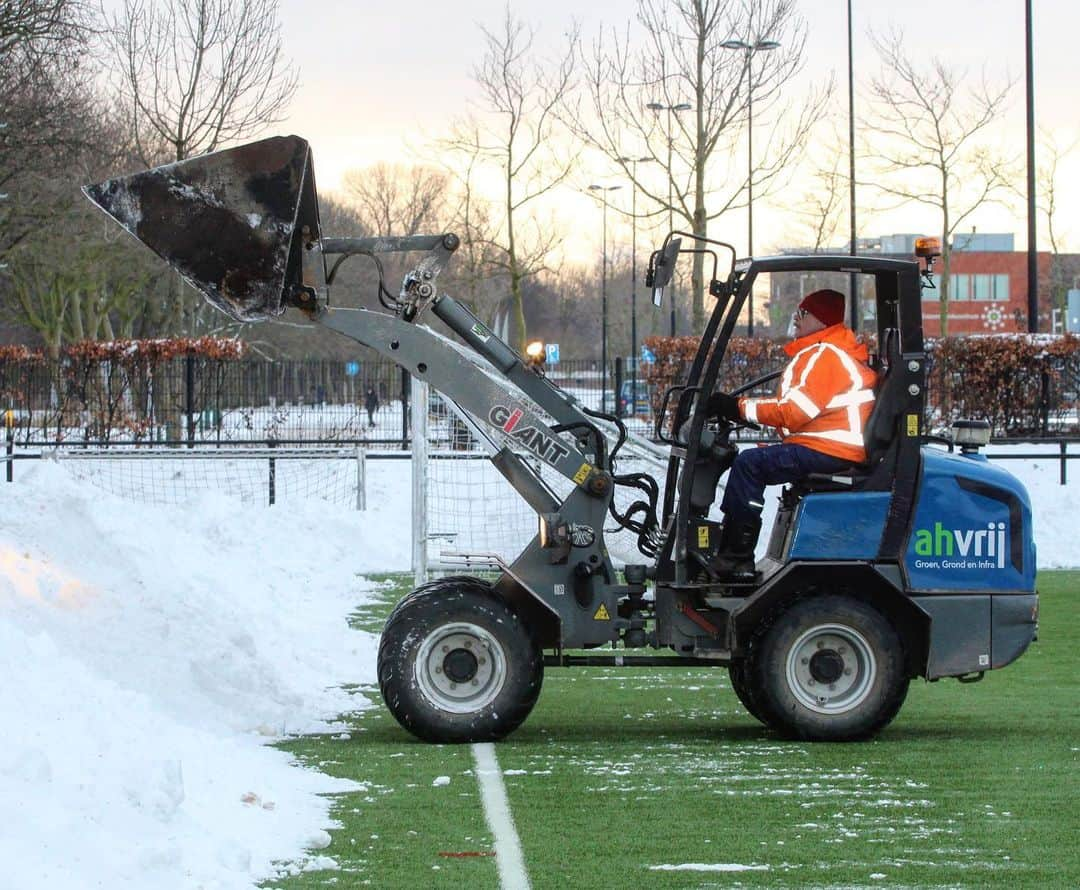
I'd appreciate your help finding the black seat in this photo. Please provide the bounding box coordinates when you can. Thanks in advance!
[797,328,902,493]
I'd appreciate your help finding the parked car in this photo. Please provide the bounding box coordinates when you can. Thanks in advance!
[601,380,651,416]
[619,379,651,417]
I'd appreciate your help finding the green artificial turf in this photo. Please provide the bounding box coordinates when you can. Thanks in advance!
[271,571,1079,889]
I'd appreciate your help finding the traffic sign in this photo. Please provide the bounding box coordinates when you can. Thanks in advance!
[545,343,560,365]
[345,361,360,377]
[640,345,656,364]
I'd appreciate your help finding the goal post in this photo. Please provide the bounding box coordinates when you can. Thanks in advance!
[411,375,429,587]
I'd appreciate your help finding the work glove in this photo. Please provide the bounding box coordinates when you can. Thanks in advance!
[705,391,741,422]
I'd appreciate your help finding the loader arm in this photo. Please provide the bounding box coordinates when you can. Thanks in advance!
[318,303,611,502]
[82,134,640,651]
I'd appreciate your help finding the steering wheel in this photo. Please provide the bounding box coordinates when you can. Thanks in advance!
[730,368,782,398]
[720,368,784,433]
[729,418,761,433]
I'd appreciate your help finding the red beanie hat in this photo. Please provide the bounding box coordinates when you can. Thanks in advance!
[799,289,846,327]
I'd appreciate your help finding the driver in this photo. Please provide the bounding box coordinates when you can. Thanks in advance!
[705,288,876,577]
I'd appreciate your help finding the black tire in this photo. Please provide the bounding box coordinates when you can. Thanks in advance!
[377,577,543,743]
[746,594,909,741]
[727,660,768,724]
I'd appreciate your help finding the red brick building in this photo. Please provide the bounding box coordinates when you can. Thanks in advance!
[922,250,1052,336]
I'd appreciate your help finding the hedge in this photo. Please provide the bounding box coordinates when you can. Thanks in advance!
[0,338,245,442]
[641,333,1080,438]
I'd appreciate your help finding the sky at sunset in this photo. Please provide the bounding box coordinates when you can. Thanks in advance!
[268,0,1076,262]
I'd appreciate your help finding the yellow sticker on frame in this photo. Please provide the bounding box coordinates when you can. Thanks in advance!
[573,463,592,485]
[593,603,611,621]
[697,525,710,548]
[906,414,919,436]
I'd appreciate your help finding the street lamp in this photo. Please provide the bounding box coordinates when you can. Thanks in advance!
[588,183,623,414]
[617,154,655,418]
[721,37,780,337]
[1025,0,1037,332]
[847,0,859,330]
[646,100,692,337]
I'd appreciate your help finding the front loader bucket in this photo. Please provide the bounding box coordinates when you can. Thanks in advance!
[84,135,322,322]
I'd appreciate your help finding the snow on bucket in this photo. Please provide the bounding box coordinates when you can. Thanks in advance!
[83,135,323,322]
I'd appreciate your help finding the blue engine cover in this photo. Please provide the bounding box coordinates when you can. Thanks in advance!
[788,491,891,561]
[904,449,1035,593]
[785,448,1035,595]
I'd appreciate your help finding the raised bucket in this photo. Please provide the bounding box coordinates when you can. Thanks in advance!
[84,135,322,322]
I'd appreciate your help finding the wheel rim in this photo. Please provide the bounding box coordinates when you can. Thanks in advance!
[414,622,508,714]
[784,623,876,715]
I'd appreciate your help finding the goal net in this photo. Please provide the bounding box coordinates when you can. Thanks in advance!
[50,447,366,509]
[415,379,667,579]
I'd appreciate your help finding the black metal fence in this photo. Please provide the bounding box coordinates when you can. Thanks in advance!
[0,356,628,446]
[2,352,1078,447]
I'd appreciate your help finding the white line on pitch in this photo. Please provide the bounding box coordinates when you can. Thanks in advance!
[472,742,531,890]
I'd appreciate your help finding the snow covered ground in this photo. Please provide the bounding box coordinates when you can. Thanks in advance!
[982,442,1079,569]
[0,444,1074,889]
[0,461,408,889]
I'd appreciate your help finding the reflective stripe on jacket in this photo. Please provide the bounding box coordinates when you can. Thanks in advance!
[738,324,876,463]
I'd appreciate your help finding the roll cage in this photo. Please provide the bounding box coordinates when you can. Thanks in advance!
[650,246,929,585]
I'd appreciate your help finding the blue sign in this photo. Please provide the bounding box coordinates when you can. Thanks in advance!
[545,343,560,365]
[640,345,656,364]
[345,361,360,377]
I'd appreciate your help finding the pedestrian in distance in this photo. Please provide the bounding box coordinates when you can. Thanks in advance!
[364,385,380,428]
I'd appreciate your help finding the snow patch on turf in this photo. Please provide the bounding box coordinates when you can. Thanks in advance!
[648,862,770,872]
[0,462,387,889]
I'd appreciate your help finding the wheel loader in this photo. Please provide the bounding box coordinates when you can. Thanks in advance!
[84,135,1039,742]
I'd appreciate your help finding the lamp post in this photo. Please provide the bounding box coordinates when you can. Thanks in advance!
[589,183,622,413]
[646,101,692,337]
[847,0,859,330]
[617,154,654,418]
[721,37,780,336]
[1025,0,1037,332]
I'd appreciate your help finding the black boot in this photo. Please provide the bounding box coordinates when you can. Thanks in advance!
[709,515,762,580]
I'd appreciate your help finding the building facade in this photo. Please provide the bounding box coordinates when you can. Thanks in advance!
[766,233,1059,337]
[921,248,1052,336]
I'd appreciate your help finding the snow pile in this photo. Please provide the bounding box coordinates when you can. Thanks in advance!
[0,461,406,889]
[986,444,1080,569]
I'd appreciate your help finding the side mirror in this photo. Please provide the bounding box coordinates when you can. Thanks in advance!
[645,238,681,307]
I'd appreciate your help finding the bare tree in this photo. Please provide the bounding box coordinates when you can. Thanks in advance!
[863,28,1014,337]
[341,163,449,238]
[1032,131,1075,258]
[443,10,578,351]
[104,0,297,336]
[6,239,153,357]
[1026,132,1077,324]
[0,0,99,259]
[568,0,829,331]
[107,0,297,165]
[789,128,849,254]
[441,143,505,323]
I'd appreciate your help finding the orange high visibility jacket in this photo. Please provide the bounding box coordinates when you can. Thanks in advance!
[737,324,877,463]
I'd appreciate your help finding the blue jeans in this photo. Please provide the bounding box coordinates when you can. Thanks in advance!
[720,443,854,521]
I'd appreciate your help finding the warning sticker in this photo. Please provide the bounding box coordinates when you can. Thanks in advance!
[697,525,710,548]
[906,414,919,436]
[593,603,611,621]
[573,463,592,485]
